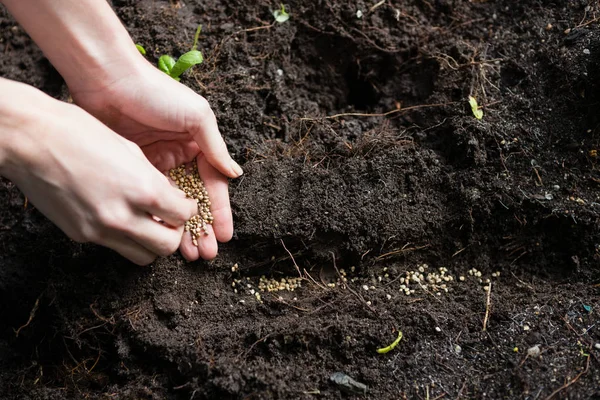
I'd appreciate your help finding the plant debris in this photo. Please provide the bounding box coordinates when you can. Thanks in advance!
[330,372,367,395]
[376,330,403,354]
[468,96,484,120]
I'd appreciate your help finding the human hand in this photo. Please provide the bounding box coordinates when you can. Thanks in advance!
[69,59,242,262]
[0,80,198,266]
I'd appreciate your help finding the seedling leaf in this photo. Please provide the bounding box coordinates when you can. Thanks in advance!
[158,55,176,75]
[135,44,146,55]
[376,331,403,354]
[273,4,290,23]
[170,50,204,80]
[468,96,483,120]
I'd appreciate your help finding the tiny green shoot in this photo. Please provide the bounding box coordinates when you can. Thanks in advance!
[468,96,483,120]
[158,25,204,81]
[376,331,403,354]
[273,4,290,23]
[136,44,147,55]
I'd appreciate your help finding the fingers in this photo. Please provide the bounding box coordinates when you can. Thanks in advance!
[140,176,199,227]
[179,223,218,261]
[128,210,186,257]
[197,154,233,242]
[187,98,243,179]
[102,235,157,266]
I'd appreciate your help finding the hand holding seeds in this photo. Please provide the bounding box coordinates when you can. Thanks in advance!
[0,79,198,265]
[69,62,241,261]
[1,0,242,261]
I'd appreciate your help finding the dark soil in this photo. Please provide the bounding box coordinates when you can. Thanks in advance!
[1,0,600,398]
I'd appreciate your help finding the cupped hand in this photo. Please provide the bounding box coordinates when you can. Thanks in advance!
[69,60,242,261]
[1,83,199,266]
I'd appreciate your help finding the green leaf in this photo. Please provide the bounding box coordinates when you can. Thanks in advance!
[158,55,176,75]
[170,50,204,80]
[376,331,403,354]
[468,96,483,120]
[273,4,290,23]
[135,43,146,56]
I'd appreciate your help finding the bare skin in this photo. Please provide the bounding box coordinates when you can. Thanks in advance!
[0,0,241,264]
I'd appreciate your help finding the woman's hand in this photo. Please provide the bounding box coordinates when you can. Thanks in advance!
[68,60,242,261]
[0,79,199,266]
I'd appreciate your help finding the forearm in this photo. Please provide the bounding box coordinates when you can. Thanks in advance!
[1,0,144,91]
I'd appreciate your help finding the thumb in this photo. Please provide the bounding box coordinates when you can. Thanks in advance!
[187,98,243,179]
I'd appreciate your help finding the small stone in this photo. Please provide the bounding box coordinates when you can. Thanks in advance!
[362,285,369,291]
[276,69,283,76]
[527,345,541,358]
[523,325,530,331]
[356,10,363,18]
[454,344,462,354]
[366,301,372,306]
[583,48,591,55]
[435,327,441,332]
[386,294,392,300]
[594,343,600,350]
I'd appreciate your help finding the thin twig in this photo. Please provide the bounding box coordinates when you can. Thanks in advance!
[376,244,430,261]
[544,351,591,400]
[281,239,303,279]
[330,252,379,315]
[15,295,41,338]
[482,282,492,331]
[298,102,457,122]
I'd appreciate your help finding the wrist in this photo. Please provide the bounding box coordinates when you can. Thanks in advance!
[0,79,50,179]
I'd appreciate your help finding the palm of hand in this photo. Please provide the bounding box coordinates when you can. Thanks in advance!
[71,66,234,261]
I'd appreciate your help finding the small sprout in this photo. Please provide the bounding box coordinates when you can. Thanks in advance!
[158,25,204,81]
[135,43,147,55]
[273,4,290,23]
[376,330,403,354]
[468,96,484,120]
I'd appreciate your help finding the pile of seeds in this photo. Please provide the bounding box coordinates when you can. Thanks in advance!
[258,276,302,292]
[169,164,213,246]
[396,264,455,296]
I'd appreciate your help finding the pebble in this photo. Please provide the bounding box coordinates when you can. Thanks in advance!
[583,48,591,55]
[276,69,283,76]
[527,345,541,358]
[435,327,441,332]
[362,285,369,291]
[595,343,600,350]
[386,294,392,300]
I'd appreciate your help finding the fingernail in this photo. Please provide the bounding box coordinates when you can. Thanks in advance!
[230,159,244,177]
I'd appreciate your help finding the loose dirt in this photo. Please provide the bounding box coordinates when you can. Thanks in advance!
[1,0,599,398]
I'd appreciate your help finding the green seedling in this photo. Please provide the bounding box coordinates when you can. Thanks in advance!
[468,96,483,120]
[135,44,147,55]
[376,330,403,354]
[273,4,290,23]
[158,25,204,81]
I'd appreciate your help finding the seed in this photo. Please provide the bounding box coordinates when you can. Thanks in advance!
[169,164,214,246]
